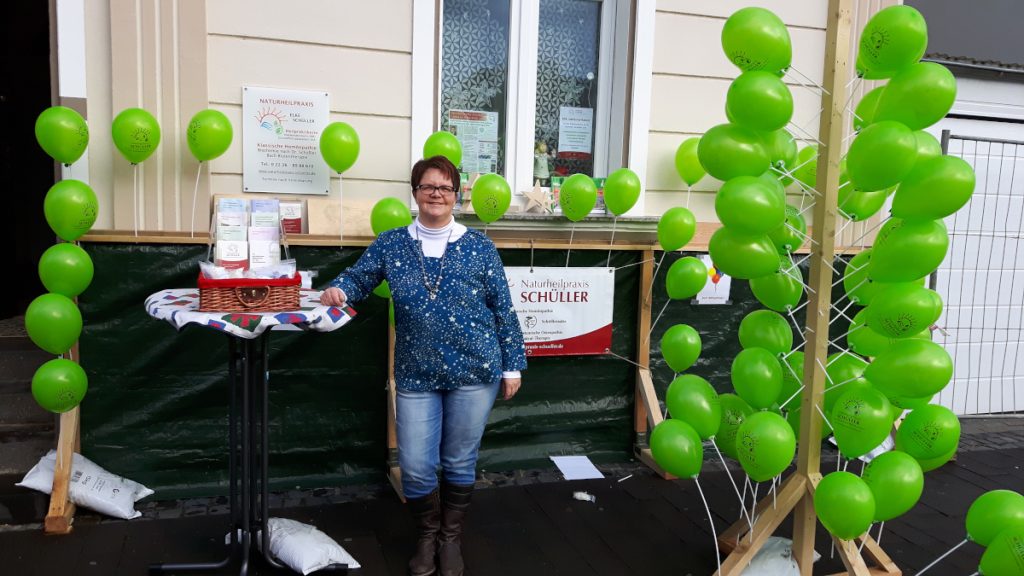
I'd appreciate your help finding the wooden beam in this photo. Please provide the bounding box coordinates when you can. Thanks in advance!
[793,0,852,571]
[634,251,654,438]
[637,369,663,428]
[715,474,807,575]
[45,407,80,534]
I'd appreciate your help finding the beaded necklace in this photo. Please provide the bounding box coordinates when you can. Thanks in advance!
[414,225,453,300]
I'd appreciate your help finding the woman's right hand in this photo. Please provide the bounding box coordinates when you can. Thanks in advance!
[320,287,347,307]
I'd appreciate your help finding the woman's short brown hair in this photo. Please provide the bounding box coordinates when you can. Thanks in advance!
[411,155,460,192]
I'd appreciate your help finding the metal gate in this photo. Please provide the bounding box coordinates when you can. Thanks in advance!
[935,130,1024,415]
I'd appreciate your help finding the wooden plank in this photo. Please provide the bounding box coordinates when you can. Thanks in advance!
[635,447,675,480]
[793,0,853,572]
[719,473,804,552]
[45,407,80,535]
[715,473,807,576]
[634,250,654,438]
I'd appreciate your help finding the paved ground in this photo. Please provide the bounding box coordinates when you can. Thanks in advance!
[1,417,1021,575]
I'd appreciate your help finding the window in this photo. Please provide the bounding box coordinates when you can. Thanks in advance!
[414,0,649,211]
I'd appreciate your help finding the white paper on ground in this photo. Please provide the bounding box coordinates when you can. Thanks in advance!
[550,455,605,480]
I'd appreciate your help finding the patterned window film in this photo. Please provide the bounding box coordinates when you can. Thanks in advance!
[440,0,511,175]
[535,0,601,180]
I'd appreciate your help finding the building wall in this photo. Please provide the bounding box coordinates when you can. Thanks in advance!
[79,0,891,236]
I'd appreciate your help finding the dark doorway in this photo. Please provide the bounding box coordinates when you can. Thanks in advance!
[2,1,57,320]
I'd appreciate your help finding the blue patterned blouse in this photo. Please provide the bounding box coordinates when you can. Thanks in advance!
[329,227,527,391]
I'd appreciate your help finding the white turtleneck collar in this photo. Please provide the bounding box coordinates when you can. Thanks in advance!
[408,217,467,258]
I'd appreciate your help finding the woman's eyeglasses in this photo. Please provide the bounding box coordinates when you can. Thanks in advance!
[415,184,457,196]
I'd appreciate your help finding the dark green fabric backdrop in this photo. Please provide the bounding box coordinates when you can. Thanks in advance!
[78,242,845,498]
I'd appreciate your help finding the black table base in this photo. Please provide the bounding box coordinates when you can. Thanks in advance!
[150,332,348,575]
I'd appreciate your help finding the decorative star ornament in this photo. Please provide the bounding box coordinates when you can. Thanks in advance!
[523,185,552,213]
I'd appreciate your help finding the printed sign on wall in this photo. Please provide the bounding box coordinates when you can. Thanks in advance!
[243,86,330,194]
[505,266,614,356]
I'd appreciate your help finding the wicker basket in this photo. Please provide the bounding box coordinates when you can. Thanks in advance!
[197,273,300,312]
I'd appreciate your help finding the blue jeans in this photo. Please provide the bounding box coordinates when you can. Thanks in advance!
[396,381,500,499]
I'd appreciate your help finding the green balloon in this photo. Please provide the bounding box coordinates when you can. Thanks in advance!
[917,444,956,472]
[892,155,976,220]
[726,71,794,132]
[717,393,754,459]
[831,385,893,459]
[979,526,1024,576]
[25,293,82,355]
[739,310,792,356]
[793,145,818,190]
[661,324,702,373]
[665,256,707,300]
[824,353,870,412]
[44,180,98,243]
[604,168,641,216]
[869,218,948,282]
[423,131,462,167]
[650,419,703,478]
[715,176,785,235]
[319,122,361,173]
[865,283,942,339]
[853,86,885,132]
[697,123,770,181]
[838,187,889,222]
[732,347,783,410]
[657,207,696,251]
[736,411,795,482]
[34,106,89,165]
[866,339,953,399]
[471,173,511,223]
[674,138,705,187]
[848,308,930,358]
[856,52,897,81]
[815,471,876,539]
[559,174,598,222]
[847,121,918,192]
[858,5,928,74]
[843,250,878,305]
[750,265,803,312]
[768,205,806,254]
[187,109,233,162]
[39,243,94,298]
[967,490,1024,546]
[874,62,957,131]
[860,448,925,520]
[913,131,943,165]
[31,359,88,414]
[765,129,798,186]
[889,392,934,412]
[708,227,780,280]
[666,374,721,441]
[111,108,161,164]
[895,404,961,462]
[373,280,391,299]
[370,197,412,235]
[721,7,792,73]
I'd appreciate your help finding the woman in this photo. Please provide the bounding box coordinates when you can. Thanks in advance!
[321,156,526,576]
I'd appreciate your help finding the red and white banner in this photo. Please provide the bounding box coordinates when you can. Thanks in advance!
[505,267,614,357]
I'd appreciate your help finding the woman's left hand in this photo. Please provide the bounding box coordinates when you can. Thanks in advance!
[501,377,521,400]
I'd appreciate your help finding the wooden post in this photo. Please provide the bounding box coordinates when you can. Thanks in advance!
[633,249,674,478]
[44,407,80,534]
[386,310,404,502]
[715,1,900,574]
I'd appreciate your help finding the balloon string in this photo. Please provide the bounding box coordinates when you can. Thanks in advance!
[565,223,575,267]
[876,521,885,547]
[338,175,344,246]
[133,163,140,237]
[787,65,831,96]
[685,185,692,209]
[191,161,203,238]
[693,476,721,576]
[645,298,672,345]
[859,524,871,554]
[645,252,667,306]
[915,538,968,576]
[710,438,753,529]
[606,216,617,268]
[749,482,759,544]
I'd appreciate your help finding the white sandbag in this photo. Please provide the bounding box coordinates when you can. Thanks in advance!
[16,449,154,520]
[260,517,361,574]
[742,536,821,575]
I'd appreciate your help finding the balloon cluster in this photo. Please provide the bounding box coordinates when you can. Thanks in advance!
[29,107,100,413]
[650,5,981,546]
[968,490,1024,575]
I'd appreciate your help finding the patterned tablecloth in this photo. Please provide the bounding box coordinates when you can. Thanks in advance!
[145,288,356,339]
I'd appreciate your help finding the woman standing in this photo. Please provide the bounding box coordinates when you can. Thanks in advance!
[321,156,526,576]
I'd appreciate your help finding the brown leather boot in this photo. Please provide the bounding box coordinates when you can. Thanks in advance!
[407,489,441,576]
[438,482,473,576]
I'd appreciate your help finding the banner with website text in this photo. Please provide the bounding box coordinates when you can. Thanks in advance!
[505,267,614,357]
